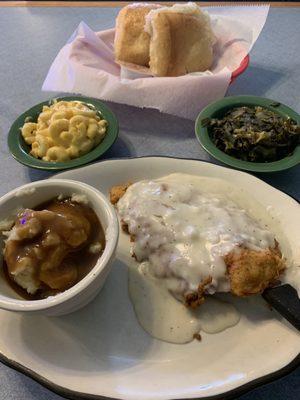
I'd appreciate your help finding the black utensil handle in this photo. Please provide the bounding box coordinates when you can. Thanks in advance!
[262,284,300,331]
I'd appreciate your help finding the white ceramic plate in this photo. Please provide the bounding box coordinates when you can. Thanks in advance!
[0,157,299,400]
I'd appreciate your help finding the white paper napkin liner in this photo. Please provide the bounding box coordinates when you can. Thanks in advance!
[42,5,269,120]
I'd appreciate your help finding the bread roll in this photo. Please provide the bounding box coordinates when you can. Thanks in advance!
[147,7,215,76]
[114,2,215,77]
[114,4,160,67]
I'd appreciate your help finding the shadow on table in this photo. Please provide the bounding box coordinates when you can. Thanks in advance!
[26,169,54,182]
[103,133,136,159]
[255,165,300,200]
[228,65,285,97]
[26,134,135,182]
[12,373,65,400]
[105,101,195,141]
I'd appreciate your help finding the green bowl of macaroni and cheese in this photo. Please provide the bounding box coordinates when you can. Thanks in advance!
[8,96,119,170]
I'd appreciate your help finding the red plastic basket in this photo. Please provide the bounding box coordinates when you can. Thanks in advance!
[230,55,249,84]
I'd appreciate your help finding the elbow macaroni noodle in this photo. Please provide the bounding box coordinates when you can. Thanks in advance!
[21,100,108,162]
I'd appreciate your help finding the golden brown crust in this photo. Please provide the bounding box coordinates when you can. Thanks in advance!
[114,5,159,67]
[225,245,286,297]
[149,12,214,77]
[193,333,202,341]
[183,245,285,306]
[149,12,171,77]
[184,276,212,308]
[109,182,132,205]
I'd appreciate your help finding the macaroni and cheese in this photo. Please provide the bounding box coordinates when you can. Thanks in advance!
[21,100,108,162]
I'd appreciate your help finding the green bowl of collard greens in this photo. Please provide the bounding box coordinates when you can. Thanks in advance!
[195,96,300,172]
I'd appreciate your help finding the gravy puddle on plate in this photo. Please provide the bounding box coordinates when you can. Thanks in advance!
[129,261,240,344]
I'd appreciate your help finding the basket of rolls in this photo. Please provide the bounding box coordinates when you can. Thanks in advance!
[43,2,269,119]
[115,2,216,77]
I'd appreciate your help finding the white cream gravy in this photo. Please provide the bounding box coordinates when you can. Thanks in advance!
[118,174,280,295]
[117,173,291,343]
[129,261,240,344]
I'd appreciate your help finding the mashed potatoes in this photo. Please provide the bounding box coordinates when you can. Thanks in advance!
[21,100,108,162]
[3,197,105,299]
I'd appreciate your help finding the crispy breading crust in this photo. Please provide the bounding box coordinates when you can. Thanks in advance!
[109,182,131,205]
[225,244,285,297]
[183,245,285,302]
[184,276,212,308]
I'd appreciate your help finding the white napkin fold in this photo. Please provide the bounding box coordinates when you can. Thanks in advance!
[42,5,269,120]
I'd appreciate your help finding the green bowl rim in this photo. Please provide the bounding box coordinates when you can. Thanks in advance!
[8,96,119,171]
[195,95,300,173]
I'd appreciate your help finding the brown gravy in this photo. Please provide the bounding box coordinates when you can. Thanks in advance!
[3,197,105,300]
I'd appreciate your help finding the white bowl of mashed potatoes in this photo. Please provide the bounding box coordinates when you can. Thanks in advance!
[0,179,119,316]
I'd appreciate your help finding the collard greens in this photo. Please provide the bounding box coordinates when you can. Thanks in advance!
[207,106,300,162]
